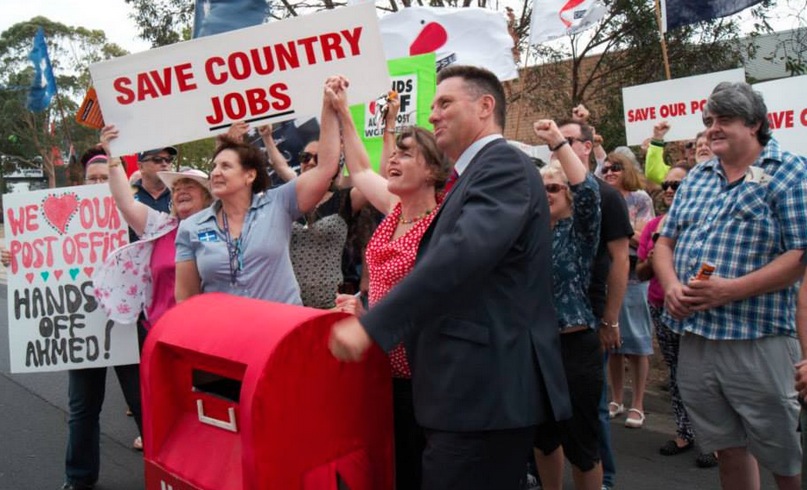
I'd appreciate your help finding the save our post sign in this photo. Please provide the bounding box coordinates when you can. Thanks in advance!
[622,68,745,145]
[4,185,139,373]
[90,3,390,156]
[753,75,807,156]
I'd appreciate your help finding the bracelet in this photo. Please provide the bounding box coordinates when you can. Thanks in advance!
[549,139,568,152]
[650,139,666,147]
[600,319,619,329]
[385,128,396,134]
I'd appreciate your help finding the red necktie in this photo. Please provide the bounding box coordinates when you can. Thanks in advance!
[444,169,459,194]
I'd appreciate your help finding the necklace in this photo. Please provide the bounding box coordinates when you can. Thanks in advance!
[399,208,433,225]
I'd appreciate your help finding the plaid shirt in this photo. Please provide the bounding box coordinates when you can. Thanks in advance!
[660,138,807,339]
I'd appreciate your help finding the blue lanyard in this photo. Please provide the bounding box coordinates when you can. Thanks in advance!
[221,211,243,286]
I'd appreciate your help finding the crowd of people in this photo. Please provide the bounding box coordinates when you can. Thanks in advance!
[5,65,807,490]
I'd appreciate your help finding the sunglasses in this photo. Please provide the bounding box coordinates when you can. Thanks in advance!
[601,163,624,174]
[661,180,681,191]
[298,151,318,164]
[545,183,567,194]
[143,156,174,164]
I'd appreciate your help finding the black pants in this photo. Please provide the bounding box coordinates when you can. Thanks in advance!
[421,426,535,490]
[393,378,426,490]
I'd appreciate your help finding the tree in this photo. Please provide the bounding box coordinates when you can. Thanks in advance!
[0,17,127,187]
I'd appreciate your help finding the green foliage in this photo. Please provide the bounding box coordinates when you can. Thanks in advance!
[0,17,127,186]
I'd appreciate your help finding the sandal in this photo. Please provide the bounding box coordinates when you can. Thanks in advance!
[132,436,143,451]
[608,402,625,419]
[659,439,693,456]
[624,408,645,428]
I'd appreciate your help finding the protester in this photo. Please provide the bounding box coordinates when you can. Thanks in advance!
[532,119,602,490]
[636,164,717,468]
[601,151,655,429]
[794,252,807,485]
[256,123,369,307]
[329,65,571,490]
[174,79,341,303]
[323,75,450,490]
[655,81,807,489]
[93,125,213,329]
[644,121,714,185]
[129,146,173,241]
[557,119,632,490]
[55,152,143,490]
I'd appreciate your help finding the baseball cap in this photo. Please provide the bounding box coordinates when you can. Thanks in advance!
[138,146,178,161]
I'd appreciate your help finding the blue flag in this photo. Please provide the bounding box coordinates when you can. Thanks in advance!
[27,27,58,113]
[193,0,269,38]
[664,0,763,31]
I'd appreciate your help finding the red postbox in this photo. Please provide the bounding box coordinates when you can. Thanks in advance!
[141,293,393,490]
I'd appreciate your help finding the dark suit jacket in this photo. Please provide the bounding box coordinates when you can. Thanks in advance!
[362,138,571,432]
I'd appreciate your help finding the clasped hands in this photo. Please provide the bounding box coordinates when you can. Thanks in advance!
[664,275,735,320]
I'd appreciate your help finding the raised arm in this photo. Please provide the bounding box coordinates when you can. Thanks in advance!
[645,120,671,185]
[100,125,151,236]
[259,124,297,182]
[533,119,587,185]
[293,77,342,213]
[329,78,397,215]
[378,94,400,182]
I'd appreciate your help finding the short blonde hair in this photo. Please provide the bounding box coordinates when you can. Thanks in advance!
[539,162,573,202]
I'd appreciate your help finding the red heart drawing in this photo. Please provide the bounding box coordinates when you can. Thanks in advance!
[410,22,448,56]
[25,273,34,284]
[42,193,79,235]
[369,100,377,115]
[84,267,94,278]
[54,270,63,280]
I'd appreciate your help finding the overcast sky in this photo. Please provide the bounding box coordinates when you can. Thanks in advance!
[0,0,802,55]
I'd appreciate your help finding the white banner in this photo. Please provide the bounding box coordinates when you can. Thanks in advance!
[753,75,807,156]
[4,185,139,373]
[622,68,745,146]
[379,7,518,81]
[90,3,390,155]
[529,0,608,45]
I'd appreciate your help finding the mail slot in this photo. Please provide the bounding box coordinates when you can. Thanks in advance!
[141,293,393,490]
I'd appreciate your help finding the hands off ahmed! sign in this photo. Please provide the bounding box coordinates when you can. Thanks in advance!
[90,3,390,156]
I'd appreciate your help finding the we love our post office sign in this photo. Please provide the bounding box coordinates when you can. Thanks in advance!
[90,3,390,156]
[3,185,139,373]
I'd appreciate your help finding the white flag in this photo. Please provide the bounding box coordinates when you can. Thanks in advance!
[529,0,608,45]
[379,7,518,81]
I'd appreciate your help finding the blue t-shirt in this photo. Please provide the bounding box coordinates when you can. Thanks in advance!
[175,181,303,304]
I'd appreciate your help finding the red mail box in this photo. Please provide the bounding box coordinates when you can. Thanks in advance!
[141,293,393,490]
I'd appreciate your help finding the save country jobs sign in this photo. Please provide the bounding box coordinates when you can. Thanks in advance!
[4,185,139,373]
[622,68,745,146]
[90,3,390,156]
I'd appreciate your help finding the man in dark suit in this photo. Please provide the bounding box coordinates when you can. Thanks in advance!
[329,65,570,489]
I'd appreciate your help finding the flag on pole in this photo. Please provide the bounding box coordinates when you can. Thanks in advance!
[26,27,58,113]
[529,0,608,45]
[379,7,518,81]
[661,0,764,32]
[193,0,269,38]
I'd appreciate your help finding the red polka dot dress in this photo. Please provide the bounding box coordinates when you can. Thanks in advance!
[365,200,440,378]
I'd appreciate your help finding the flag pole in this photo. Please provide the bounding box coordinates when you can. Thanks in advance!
[654,0,672,80]
[513,42,532,141]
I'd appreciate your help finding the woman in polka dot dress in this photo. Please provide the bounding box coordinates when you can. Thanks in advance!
[325,76,451,490]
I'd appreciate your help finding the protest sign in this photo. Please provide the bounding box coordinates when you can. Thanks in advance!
[349,53,436,171]
[622,68,745,145]
[4,185,139,373]
[90,3,390,156]
[754,75,807,156]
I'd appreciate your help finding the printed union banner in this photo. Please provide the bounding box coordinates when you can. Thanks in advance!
[4,185,139,373]
[90,3,390,156]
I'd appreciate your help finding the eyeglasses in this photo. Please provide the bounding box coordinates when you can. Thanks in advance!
[661,180,681,191]
[84,176,109,184]
[545,183,567,194]
[143,156,174,164]
[566,137,585,146]
[298,151,318,164]
[601,163,624,174]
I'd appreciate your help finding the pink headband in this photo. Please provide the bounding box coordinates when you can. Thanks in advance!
[86,155,109,166]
